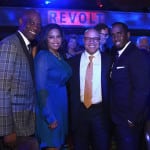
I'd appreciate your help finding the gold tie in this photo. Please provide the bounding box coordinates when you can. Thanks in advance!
[84,56,94,108]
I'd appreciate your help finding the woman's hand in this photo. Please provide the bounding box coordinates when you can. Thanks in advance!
[48,121,58,129]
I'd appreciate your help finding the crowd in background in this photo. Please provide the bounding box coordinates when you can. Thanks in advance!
[0,8,150,150]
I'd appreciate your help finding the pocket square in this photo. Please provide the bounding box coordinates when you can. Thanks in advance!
[116,66,125,69]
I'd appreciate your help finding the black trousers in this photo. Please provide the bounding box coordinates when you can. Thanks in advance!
[113,122,144,150]
[72,103,111,150]
[145,120,150,150]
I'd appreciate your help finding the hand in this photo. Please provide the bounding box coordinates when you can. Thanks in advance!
[128,120,135,127]
[4,132,17,148]
[48,121,58,129]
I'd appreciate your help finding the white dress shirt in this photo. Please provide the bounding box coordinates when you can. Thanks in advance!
[80,50,102,104]
[18,30,30,52]
[118,41,131,57]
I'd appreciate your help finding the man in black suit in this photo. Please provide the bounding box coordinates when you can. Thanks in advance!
[110,22,150,150]
[68,28,112,150]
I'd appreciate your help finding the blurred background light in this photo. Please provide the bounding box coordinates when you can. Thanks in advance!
[0,0,150,12]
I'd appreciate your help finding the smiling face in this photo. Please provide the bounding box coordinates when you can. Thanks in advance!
[68,38,77,50]
[47,28,62,52]
[19,10,41,41]
[84,28,100,55]
[136,37,150,51]
[99,28,109,45]
[111,24,130,50]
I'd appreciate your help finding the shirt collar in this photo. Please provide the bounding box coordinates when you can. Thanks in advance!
[18,30,30,46]
[118,41,131,56]
[84,50,100,59]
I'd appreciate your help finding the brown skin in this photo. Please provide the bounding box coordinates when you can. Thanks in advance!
[48,120,58,129]
[84,28,100,55]
[47,28,62,54]
[4,132,16,148]
[19,9,41,41]
[3,10,41,148]
[111,24,130,50]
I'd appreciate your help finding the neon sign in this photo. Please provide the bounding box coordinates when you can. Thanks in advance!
[0,7,150,30]
[48,10,106,26]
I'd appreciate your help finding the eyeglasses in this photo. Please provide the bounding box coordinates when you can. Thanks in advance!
[99,33,109,38]
[84,37,100,42]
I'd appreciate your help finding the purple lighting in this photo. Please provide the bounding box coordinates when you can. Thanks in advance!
[45,0,51,5]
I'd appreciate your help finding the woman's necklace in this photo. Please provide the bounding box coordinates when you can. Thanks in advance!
[49,50,61,60]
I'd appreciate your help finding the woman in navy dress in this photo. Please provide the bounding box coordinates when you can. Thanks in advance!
[34,24,72,150]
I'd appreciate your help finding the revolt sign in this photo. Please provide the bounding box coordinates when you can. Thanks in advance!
[0,7,150,30]
[48,10,106,26]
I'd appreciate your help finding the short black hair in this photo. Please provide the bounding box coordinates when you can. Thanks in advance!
[94,23,109,32]
[112,22,129,33]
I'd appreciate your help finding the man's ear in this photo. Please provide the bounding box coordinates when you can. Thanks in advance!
[127,32,130,39]
[18,18,23,26]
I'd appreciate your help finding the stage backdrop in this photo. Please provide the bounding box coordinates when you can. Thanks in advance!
[0,7,150,30]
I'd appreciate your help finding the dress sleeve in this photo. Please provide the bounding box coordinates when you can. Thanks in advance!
[34,52,56,124]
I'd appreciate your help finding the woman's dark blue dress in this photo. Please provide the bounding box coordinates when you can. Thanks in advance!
[34,50,72,148]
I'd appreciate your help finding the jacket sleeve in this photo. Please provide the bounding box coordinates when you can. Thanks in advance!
[0,41,17,136]
[128,51,150,124]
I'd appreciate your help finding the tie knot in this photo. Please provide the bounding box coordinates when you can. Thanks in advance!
[89,56,94,62]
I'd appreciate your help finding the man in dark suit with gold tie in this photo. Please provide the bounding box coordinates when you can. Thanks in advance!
[68,28,112,150]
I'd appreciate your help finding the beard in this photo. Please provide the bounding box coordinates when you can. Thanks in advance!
[113,44,125,51]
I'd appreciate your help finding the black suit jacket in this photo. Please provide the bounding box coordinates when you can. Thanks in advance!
[111,42,150,125]
[68,52,112,132]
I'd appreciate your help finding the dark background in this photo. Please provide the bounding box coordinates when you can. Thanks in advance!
[0,0,150,12]
[0,0,150,43]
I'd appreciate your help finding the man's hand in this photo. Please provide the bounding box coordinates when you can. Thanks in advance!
[4,132,16,148]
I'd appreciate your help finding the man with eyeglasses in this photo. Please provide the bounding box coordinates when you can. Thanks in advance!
[68,28,112,150]
[95,23,110,53]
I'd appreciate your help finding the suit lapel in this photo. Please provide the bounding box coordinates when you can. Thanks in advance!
[16,32,29,56]
[16,32,34,81]
[101,52,105,86]
[76,54,81,91]
[117,42,132,62]
[101,52,109,103]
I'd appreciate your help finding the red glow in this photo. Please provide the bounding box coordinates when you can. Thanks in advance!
[99,4,103,8]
